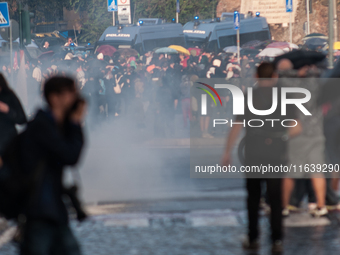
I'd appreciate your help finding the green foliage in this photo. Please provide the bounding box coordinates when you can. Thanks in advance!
[4,0,218,43]
[133,0,218,24]
[76,0,112,43]
[3,0,73,22]
[76,0,218,43]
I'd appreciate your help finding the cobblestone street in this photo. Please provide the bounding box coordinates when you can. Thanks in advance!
[1,148,340,255]
[1,200,340,255]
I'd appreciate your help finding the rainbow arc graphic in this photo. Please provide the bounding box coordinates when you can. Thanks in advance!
[196,82,222,106]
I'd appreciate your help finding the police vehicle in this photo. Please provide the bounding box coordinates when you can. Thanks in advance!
[96,18,185,54]
[183,12,271,52]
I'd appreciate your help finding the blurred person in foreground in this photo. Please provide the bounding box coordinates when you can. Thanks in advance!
[0,74,26,156]
[277,58,329,217]
[222,63,301,253]
[20,77,86,255]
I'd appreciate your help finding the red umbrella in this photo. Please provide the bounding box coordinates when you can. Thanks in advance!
[97,45,117,57]
[116,48,139,56]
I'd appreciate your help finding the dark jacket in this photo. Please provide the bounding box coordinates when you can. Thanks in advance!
[21,110,84,224]
[0,90,26,155]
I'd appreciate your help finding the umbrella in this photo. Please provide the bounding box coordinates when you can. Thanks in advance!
[334,42,340,50]
[257,48,285,57]
[38,51,55,60]
[97,45,117,57]
[273,50,326,70]
[154,47,178,54]
[241,40,262,49]
[305,33,326,38]
[257,40,277,49]
[266,42,299,52]
[168,45,190,55]
[266,42,290,49]
[304,37,327,46]
[223,46,239,53]
[288,42,299,50]
[26,47,43,59]
[304,38,327,48]
[302,33,327,42]
[319,60,340,104]
[116,48,139,57]
[240,48,260,55]
[188,47,202,56]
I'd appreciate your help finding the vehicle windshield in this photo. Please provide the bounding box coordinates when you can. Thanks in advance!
[186,39,206,48]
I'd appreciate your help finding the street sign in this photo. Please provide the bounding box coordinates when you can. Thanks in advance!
[118,0,130,5]
[176,0,180,13]
[234,12,240,30]
[0,19,19,41]
[117,0,131,24]
[0,2,10,28]
[118,5,131,24]
[303,21,308,35]
[286,0,293,12]
[108,0,118,12]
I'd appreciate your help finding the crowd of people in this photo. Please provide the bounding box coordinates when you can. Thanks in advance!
[1,43,340,254]
[0,47,262,137]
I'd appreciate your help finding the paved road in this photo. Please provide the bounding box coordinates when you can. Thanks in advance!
[1,144,340,254]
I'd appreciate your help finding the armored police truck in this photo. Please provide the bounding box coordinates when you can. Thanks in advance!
[183,12,271,52]
[96,18,185,54]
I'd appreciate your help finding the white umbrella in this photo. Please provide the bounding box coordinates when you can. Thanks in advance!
[257,48,285,57]
[223,46,239,53]
[288,42,299,49]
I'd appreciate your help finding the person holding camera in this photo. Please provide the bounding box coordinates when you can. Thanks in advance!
[20,77,86,255]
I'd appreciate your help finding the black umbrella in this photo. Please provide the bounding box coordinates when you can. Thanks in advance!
[318,60,340,105]
[52,50,68,60]
[38,50,55,60]
[241,40,262,48]
[304,38,327,45]
[273,50,326,70]
[303,33,326,39]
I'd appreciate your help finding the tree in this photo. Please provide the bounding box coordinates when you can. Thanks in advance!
[74,0,218,43]
[5,0,74,24]
[133,0,218,24]
[75,0,112,43]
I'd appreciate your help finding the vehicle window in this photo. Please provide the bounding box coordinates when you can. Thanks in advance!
[186,40,205,48]
[207,40,218,52]
[253,31,270,41]
[218,35,236,48]
[219,31,270,48]
[143,37,185,52]
[240,31,270,45]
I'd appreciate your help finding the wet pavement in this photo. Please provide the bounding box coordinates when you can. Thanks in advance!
[1,205,340,255]
[1,147,340,254]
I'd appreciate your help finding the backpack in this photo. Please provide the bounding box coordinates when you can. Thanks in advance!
[0,132,31,219]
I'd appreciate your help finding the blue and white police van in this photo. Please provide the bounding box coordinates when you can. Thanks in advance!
[96,18,185,54]
[183,12,271,52]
